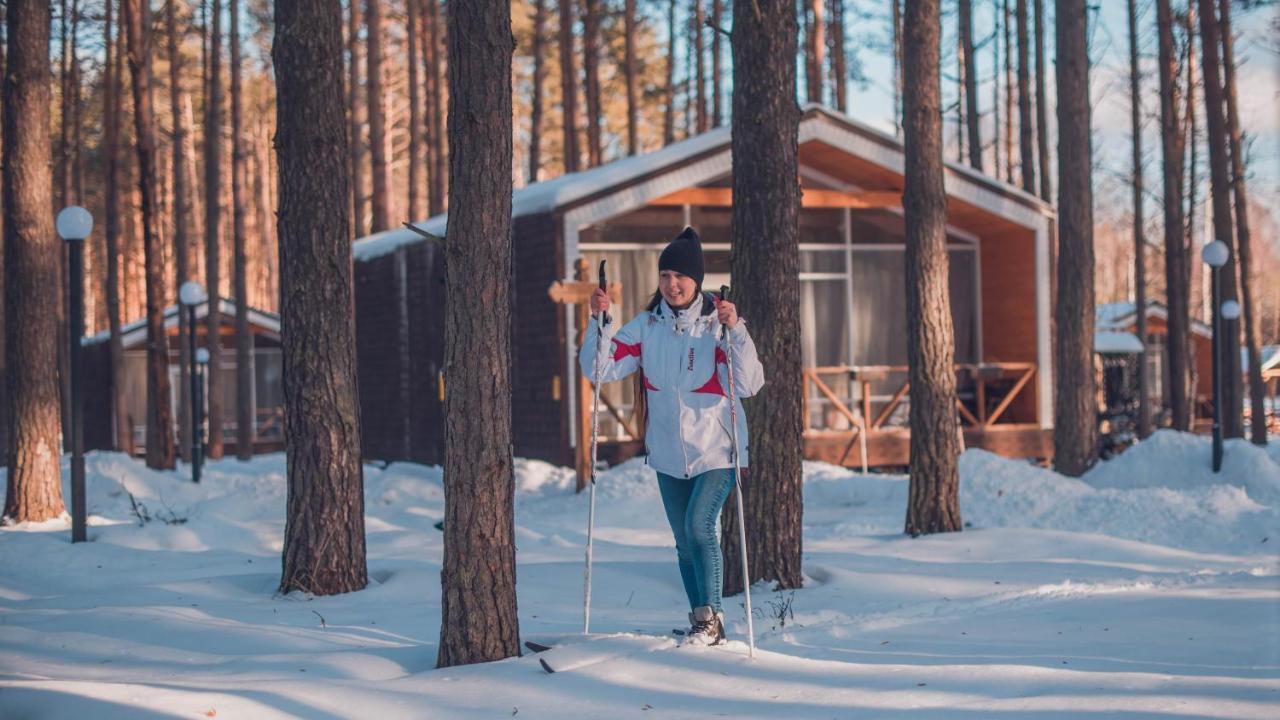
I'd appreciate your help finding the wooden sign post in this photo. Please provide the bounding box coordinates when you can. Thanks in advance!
[548,258,623,491]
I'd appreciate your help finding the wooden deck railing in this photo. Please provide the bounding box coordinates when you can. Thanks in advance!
[802,362,1038,433]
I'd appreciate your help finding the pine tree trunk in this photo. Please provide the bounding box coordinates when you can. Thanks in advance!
[1213,0,1264,443]
[70,0,83,202]
[624,0,638,154]
[991,0,1000,170]
[230,0,251,460]
[829,0,846,112]
[902,0,962,535]
[1033,0,1050,201]
[959,0,981,171]
[274,0,368,597]
[1016,0,1034,193]
[427,0,446,214]
[529,0,547,178]
[55,0,72,459]
[3,0,67,522]
[254,121,276,305]
[664,0,676,145]
[693,0,707,131]
[1218,0,1265,444]
[169,0,193,463]
[582,0,603,165]
[407,0,423,219]
[892,0,902,137]
[1156,0,1190,432]
[805,0,824,104]
[347,0,365,237]
[1196,0,1242,439]
[438,0,519,667]
[721,0,804,595]
[0,8,6,460]
[711,0,724,123]
[205,0,224,459]
[1053,0,1098,476]
[124,0,176,470]
[1003,0,1014,184]
[1128,0,1150,439]
[366,0,390,231]
[558,0,579,172]
[105,0,130,453]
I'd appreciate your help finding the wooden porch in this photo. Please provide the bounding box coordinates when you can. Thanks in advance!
[589,361,1051,475]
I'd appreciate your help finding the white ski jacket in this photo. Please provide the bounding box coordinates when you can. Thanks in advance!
[580,294,765,479]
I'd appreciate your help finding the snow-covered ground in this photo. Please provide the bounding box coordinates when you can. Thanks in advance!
[2,430,1278,719]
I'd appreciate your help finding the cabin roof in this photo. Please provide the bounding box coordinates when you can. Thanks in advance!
[353,103,1055,262]
[84,298,280,349]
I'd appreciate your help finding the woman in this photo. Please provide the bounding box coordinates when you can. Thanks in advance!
[581,227,764,645]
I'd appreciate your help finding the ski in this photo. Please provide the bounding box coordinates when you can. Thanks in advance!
[524,640,553,654]
[533,634,676,674]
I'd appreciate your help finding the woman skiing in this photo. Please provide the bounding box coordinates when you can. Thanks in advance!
[581,226,764,645]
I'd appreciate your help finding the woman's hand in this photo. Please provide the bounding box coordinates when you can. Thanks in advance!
[590,287,610,318]
[713,295,738,329]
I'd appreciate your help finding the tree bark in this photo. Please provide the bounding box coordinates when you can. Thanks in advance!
[892,0,902,137]
[230,0,251,460]
[1016,0,1035,193]
[902,0,962,535]
[805,0,824,104]
[1053,0,1098,476]
[105,0,130,453]
[3,0,67,522]
[124,0,176,470]
[407,0,423,219]
[366,0,390,231]
[1218,0,1265,444]
[558,0,579,172]
[1196,0,1242,438]
[274,0,368,597]
[529,0,548,178]
[1128,0,1150,438]
[624,0,638,154]
[1034,0,1051,201]
[721,0,804,595]
[205,0,224,459]
[427,0,446,214]
[0,6,6,460]
[664,0,676,145]
[959,0,982,171]
[693,0,707,131]
[169,0,193,463]
[582,0,603,165]
[347,0,365,236]
[438,0,519,668]
[1156,0,1190,431]
[1003,0,1014,184]
[992,0,1001,171]
[828,0,846,112]
[711,0,724,123]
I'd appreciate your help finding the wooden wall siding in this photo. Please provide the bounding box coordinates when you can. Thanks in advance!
[978,226,1039,423]
[355,251,409,463]
[512,213,567,465]
[406,239,447,465]
[804,426,1053,467]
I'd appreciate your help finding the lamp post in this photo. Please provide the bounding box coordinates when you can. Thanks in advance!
[57,206,93,543]
[1202,240,1230,472]
[195,347,209,480]
[180,281,207,482]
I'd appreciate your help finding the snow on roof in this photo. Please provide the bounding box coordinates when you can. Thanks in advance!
[1095,330,1145,354]
[84,298,280,349]
[353,104,1052,263]
[1096,301,1212,338]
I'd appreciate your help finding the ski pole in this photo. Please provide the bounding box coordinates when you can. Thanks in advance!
[719,285,755,659]
[584,260,609,635]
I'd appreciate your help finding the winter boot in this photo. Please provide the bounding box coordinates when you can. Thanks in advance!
[686,605,725,646]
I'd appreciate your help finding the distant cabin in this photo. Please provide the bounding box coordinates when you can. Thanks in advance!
[351,104,1056,471]
[82,299,284,456]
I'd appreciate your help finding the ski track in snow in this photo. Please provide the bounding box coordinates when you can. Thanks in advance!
[1,429,1278,718]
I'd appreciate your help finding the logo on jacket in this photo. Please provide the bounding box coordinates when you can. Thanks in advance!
[687,348,695,371]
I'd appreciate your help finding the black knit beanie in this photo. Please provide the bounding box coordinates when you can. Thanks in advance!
[658,226,705,287]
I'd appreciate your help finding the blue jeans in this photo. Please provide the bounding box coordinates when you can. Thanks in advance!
[656,468,737,614]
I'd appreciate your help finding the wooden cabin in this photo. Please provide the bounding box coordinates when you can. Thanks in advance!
[82,299,285,456]
[1095,301,1214,427]
[352,104,1056,472]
